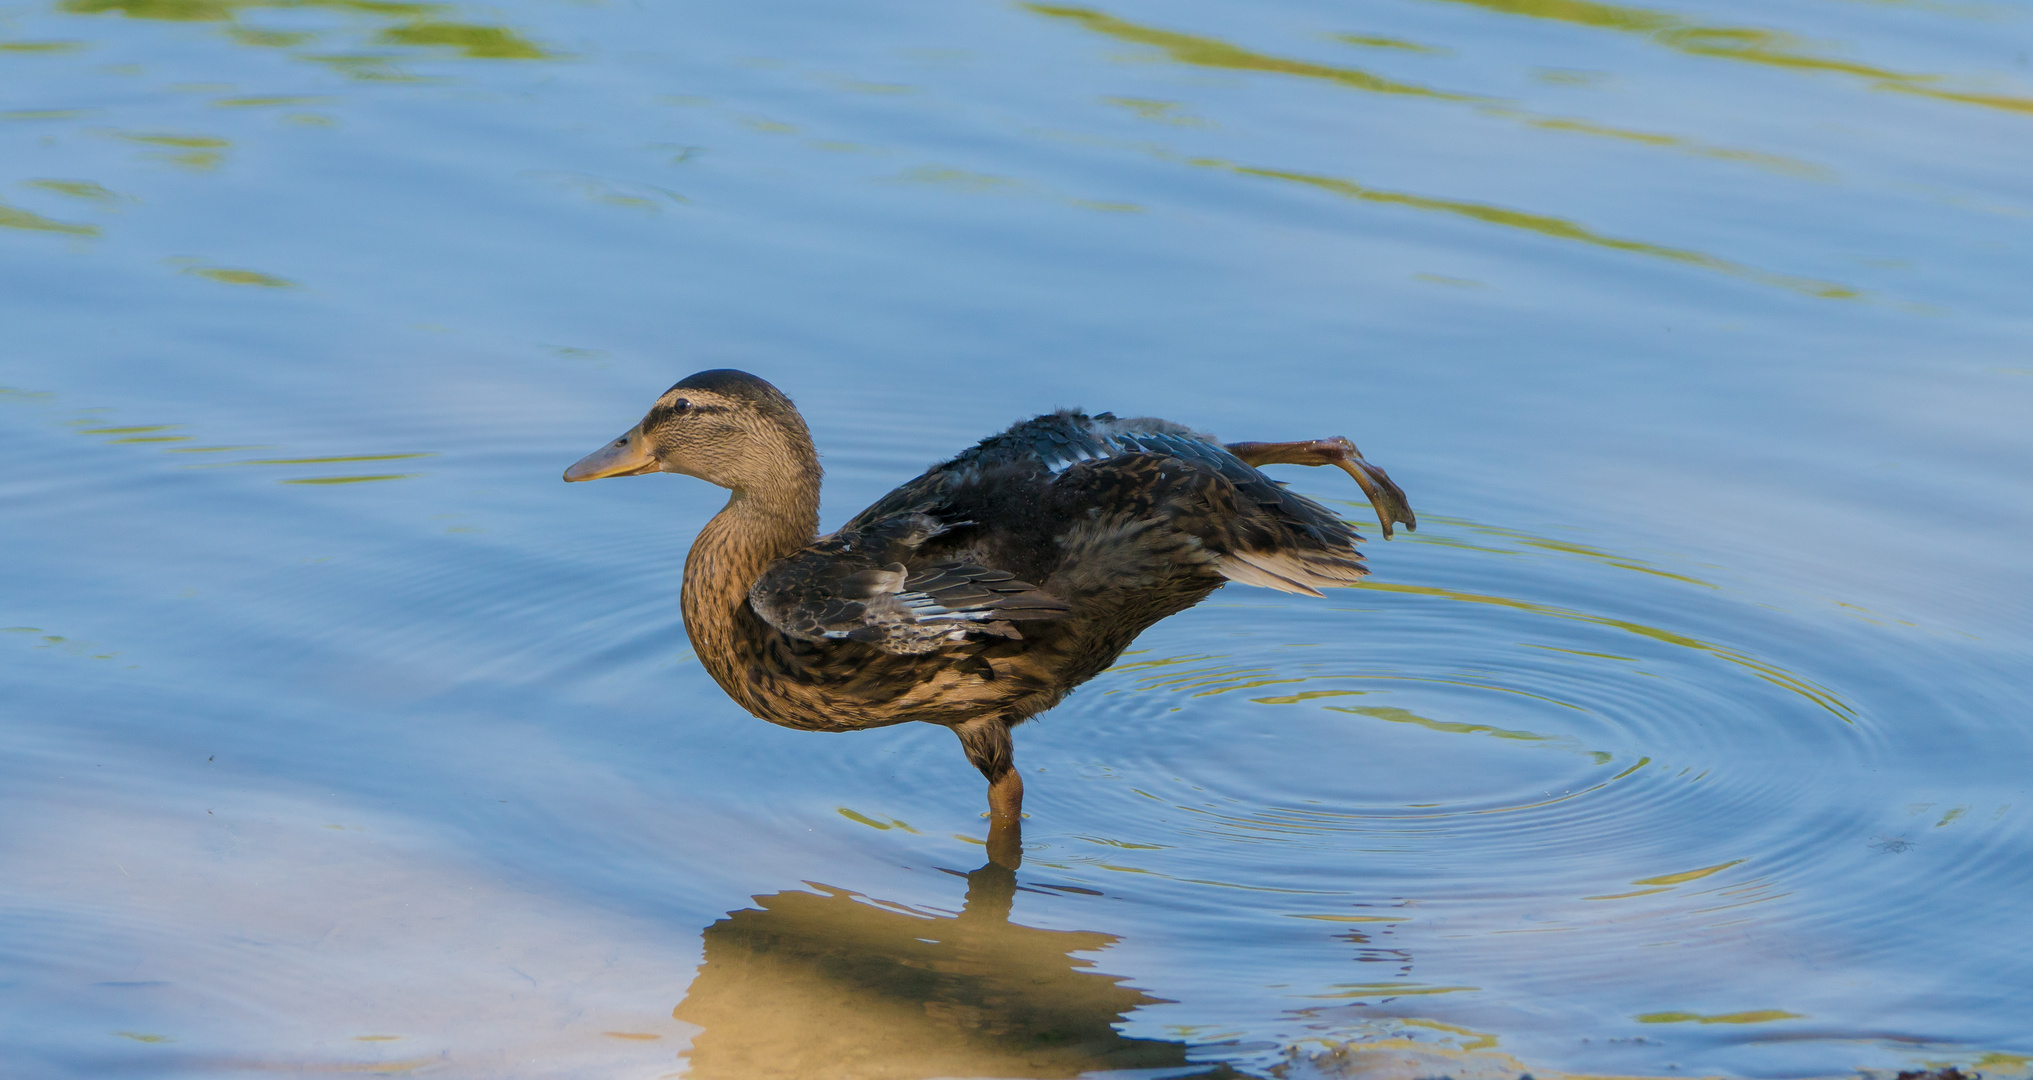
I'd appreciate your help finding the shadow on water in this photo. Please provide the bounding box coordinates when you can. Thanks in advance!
[672,863,1212,1080]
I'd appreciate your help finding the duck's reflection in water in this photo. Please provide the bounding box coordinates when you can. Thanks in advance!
[673,863,1205,1079]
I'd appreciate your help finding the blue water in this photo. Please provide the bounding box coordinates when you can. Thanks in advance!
[4,0,2032,1076]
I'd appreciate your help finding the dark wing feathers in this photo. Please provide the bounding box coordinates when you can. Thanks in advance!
[898,563,1073,620]
[750,518,1071,655]
[1036,414,1373,596]
[752,409,1370,655]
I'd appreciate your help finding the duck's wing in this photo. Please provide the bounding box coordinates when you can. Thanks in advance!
[749,512,1072,656]
[1002,413,1378,591]
[966,411,1377,597]
[825,410,1378,614]
[1042,434,1373,598]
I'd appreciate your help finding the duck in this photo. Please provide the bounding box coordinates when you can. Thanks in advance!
[564,369,1414,867]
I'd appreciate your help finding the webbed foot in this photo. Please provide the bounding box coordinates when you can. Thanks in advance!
[1225,436,1417,538]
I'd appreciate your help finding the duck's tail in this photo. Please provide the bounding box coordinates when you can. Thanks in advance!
[1217,545,1369,598]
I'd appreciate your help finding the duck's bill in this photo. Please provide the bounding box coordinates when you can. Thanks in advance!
[564,430,660,482]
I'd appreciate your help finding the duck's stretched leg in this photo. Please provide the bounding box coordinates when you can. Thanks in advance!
[1226,436,1418,538]
[953,716,1024,869]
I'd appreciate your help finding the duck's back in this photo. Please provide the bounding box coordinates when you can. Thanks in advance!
[735,410,1372,730]
[850,410,1372,599]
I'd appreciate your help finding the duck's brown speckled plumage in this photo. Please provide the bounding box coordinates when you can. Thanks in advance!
[566,369,1414,867]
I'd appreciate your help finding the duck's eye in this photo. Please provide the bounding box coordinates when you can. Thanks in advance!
[672,398,690,412]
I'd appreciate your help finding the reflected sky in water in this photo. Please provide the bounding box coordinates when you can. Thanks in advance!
[4,0,2032,1075]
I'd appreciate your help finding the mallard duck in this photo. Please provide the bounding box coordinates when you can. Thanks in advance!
[565,369,1414,866]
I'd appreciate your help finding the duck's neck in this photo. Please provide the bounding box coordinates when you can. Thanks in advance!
[681,476,820,696]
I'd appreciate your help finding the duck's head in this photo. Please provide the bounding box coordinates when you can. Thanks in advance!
[563,369,819,493]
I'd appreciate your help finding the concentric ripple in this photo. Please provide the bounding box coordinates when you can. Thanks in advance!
[986,510,2005,1068]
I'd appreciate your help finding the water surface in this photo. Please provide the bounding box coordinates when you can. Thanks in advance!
[4,0,2032,1076]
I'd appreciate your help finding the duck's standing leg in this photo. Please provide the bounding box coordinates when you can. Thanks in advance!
[1225,436,1418,538]
[953,716,1024,869]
